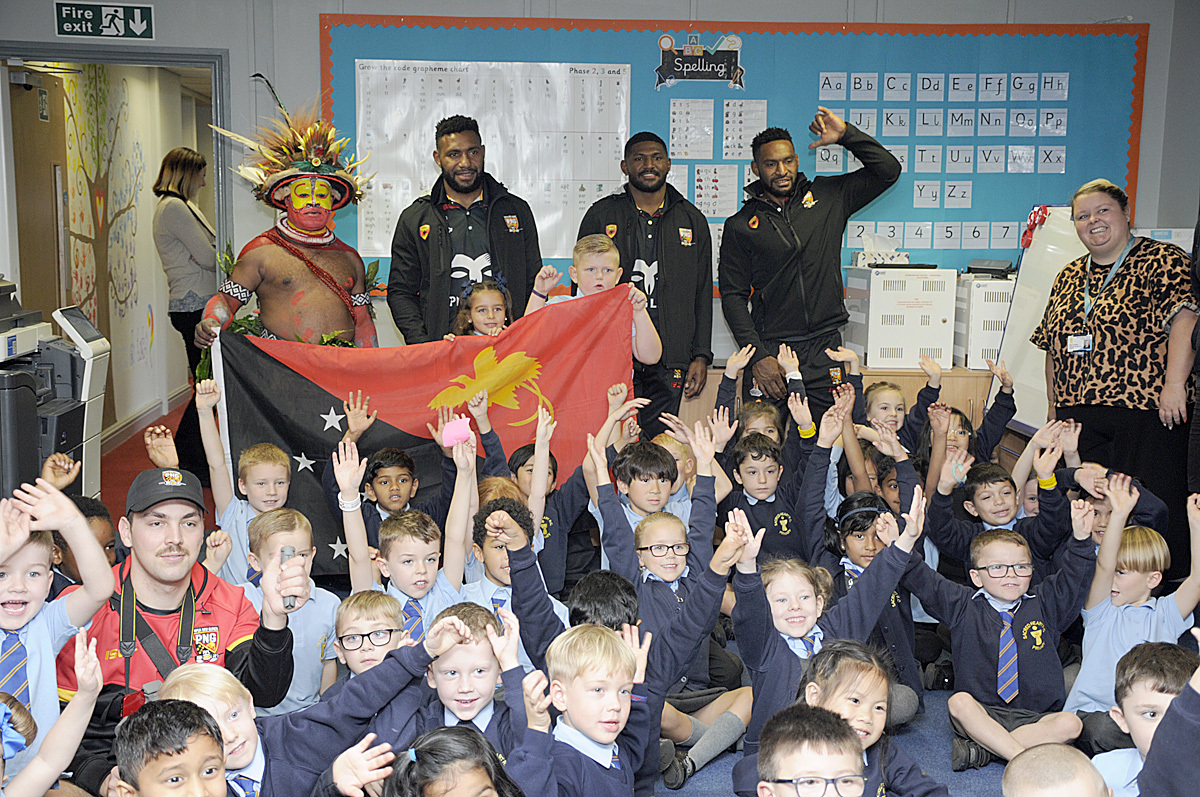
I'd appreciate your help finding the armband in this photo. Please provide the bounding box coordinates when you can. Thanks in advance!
[799,425,817,439]
[219,279,252,305]
[1037,475,1058,490]
[351,293,371,307]
[532,289,548,300]
[338,494,363,512]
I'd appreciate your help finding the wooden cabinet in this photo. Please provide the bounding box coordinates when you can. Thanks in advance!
[860,367,997,430]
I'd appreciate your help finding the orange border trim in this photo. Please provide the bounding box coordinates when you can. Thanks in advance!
[319,15,1148,215]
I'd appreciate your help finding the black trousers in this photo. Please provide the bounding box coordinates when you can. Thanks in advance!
[739,330,844,423]
[168,310,207,483]
[633,362,685,441]
[1057,404,1190,579]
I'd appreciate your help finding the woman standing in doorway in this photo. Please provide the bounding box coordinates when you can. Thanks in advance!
[152,146,215,483]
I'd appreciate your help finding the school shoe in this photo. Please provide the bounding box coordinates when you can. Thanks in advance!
[951,736,993,771]
[924,660,955,691]
[663,751,696,790]
[658,738,676,772]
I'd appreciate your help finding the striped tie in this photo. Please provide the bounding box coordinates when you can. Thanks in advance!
[997,610,1019,703]
[232,775,258,797]
[611,748,621,770]
[491,594,507,614]
[403,599,424,643]
[246,565,262,587]
[0,631,29,707]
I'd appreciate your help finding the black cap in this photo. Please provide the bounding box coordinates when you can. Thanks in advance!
[126,469,206,515]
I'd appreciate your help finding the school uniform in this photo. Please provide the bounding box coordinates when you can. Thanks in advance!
[1092,747,1143,797]
[900,534,1096,717]
[1137,681,1200,797]
[402,666,528,758]
[713,372,811,488]
[459,577,569,672]
[244,580,340,715]
[798,445,925,712]
[731,540,915,787]
[599,474,718,694]
[504,684,652,797]
[925,482,1071,584]
[215,498,259,587]
[538,464,592,596]
[374,571,461,640]
[226,643,434,797]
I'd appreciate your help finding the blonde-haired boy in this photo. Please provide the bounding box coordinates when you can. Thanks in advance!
[505,624,652,796]
[324,591,408,698]
[160,611,472,797]
[237,508,340,715]
[1065,478,1200,756]
[195,379,292,587]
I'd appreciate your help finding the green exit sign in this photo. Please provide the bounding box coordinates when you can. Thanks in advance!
[55,3,154,39]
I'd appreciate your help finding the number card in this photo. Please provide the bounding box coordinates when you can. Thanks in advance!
[934,222,961,249]
[877,222,904,243]
[991,221,1020,249]
[962,222,991,250]
[905,221,933,249]
[846,221,875,249]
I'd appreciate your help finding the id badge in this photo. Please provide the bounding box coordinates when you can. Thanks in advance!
[1067,334,1093,353]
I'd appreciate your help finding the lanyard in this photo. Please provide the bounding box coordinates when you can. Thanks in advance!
[1082,236,1136,320]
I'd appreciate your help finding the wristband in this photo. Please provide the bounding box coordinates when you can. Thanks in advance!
[799,425,817,439]
[338,494,363,512]
[531,289,548,300]
[785,370,802,381]
[1037,475,1057,490]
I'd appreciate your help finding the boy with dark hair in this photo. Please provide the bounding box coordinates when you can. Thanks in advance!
[112,700,227,797]
[50,495,117,600]
[1091,641,1200,795]
[1137,629,1200,797]
[928,446,1072,582]
[756,703,867,797]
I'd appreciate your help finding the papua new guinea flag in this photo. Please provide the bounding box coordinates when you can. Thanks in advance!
[211,289,633,576]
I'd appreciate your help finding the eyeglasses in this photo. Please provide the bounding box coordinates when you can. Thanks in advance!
[765,775,868,797]
[636,543,690,557]
[337,628,403,650]
[976,563,1035,578]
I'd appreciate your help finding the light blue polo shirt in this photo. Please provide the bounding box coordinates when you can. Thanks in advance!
[460,578,569,672]
[590,494,692,570]
[375,571,461,632]
[1092,747,1142,797]
[7,598,79,777]
[1065,592,1193,714]
[245,579,339,715]
[216,499,258,587]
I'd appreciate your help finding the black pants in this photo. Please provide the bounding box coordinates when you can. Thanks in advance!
[633,362,685,441]
[169,310,207,483]
[1058,404,1190,579]
[739,331,843,423]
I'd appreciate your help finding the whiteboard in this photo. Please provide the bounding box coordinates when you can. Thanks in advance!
[355,60,630,259]
[991,205,1087,431]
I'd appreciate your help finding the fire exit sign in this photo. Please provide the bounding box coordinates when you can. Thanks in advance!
[55,3,154,39]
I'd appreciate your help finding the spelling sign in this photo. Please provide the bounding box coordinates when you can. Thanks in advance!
[655,33,746,90]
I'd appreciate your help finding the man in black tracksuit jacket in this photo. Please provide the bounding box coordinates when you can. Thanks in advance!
[387,116,542,344]
[719,110,900,419]
[578,132,713,439]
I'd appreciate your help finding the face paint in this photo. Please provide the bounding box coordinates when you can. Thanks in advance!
[285,177,334,232]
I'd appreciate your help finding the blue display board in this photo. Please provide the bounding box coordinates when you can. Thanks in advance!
[320,15,1146,287]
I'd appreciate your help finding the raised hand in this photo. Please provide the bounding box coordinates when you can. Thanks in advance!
[523,670,553,733]
[724,344,756,380]
[485,509,525,550]
[808,106,847,148]
[785,393,813,432]
[427,405,465,458]
[870,419,905,460]
[143,426,180,469]
[708,405,739,451]
[466,389,492,434]
[628,283,648,312]
[776,343,800,374]
[897,485,925,551]
[333,440,368,497]
[423,615,472,658]
[874,511,899,548]
[817,399,849,448]
[617,416,641,449]
[1059,420,1082,456]
[195,379,221,410]
[73,629,102,698]
[938,448,975,494]
[1029,420,1064,451]
[1188,494,1200,535]
[11,478,88,533]
[331,734,395,797]
[1070,499,1094,541]
[204,530,233,572]
[1104,473,1140,517]
[41,452,82,490]
[451,437,478,474]
[927,402,951,437]
[824,346,860,374]
[534,265,562,296]
[618,623,651,684]
[1074,464,1107,499]
[607,383,629,412]
[486,607,522,672]
[918,354,943,388]
[1032,443,1063,480]
[728,508,765,571]
[987,358,1014,393]
[343,391,378,443]
[711,519,749,574]
[0,500,31,565]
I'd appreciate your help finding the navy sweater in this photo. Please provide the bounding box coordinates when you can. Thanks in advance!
[250,643,434,797]
[320,429,510,548]
[507,538,729,796]
[599,475,717,694]
[1138,681,1200,797]
[799,446,924,711]
[733,733,949,797]
[538,464,592,597]
[900,534,1095,712]
[505,684,653,797]
[410,666,528,758]
[732,541,915,765]
[926,484,1071,584]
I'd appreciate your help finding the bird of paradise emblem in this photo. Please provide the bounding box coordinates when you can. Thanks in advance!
[429,345,553,426]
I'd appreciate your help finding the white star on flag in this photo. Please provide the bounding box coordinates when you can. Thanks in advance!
[293,452,315,472]
[320,407,345,432]
[329,537,348,560]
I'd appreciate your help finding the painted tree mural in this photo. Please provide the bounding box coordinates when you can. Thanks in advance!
[63,64,144,333]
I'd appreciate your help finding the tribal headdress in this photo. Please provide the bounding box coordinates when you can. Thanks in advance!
[212,75,369,210]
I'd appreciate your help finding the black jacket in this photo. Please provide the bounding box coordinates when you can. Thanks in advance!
[387,172,542,343]
[719,124,900,368]
[577,184,713,367]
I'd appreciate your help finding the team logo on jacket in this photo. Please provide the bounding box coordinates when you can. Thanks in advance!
[504,215,520,233]
[679,227,693,246]
[774,512,792,536]
[829,366,843,385]
[801,191,817,208]
[1022,620,1047,650]
[748,215,759,229]
[419,224,430,240]
[193,626,220,663]
[605,224,617,238]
